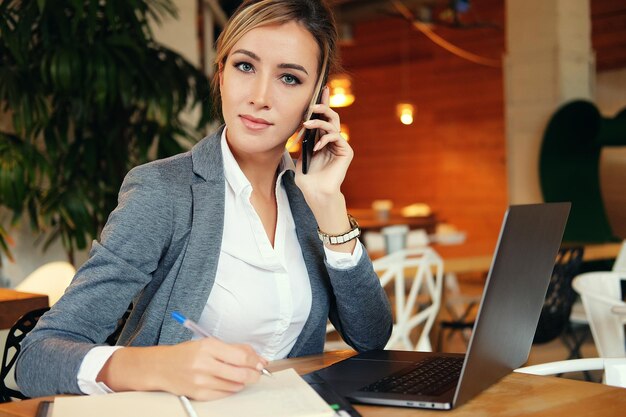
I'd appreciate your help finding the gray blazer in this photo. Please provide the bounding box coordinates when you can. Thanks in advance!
[16,128,392,397]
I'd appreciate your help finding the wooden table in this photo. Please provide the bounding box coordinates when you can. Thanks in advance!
[435,241,625,281]
[1,350,625,417]
[0,289,48,329]
[349,209,438,234]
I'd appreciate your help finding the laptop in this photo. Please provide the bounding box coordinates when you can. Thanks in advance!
[306,202,571,410]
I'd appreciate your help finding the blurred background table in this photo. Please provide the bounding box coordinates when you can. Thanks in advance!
[349,208,438,234]
[0,289,48,330]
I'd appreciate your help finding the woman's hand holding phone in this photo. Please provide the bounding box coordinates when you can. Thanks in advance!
[295,87,356,253]
[296,87,353,198]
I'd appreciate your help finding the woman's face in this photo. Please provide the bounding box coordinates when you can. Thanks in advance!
[219,21,319,158]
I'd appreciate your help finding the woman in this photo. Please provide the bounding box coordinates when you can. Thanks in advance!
[16,0,392,400]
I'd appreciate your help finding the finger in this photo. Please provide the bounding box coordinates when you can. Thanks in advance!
[320,85,330,105]
[303,118,337,135]
[183,375,244,401]
[310,103,340,128]
[194,372,247,393]
[206,356,263,385]
[314,132,353,154]
[171,372,244,400]
[204,339,265,370]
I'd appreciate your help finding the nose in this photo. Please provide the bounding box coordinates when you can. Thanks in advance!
[249,75,272,109]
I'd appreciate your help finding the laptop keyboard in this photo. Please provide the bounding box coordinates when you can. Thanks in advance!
[358,357,464,396]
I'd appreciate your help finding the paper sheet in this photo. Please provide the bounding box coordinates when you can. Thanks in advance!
[192,368,334,417]
[52,368,334,417]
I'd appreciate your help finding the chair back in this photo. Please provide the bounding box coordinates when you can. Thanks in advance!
[0,307,50,402]
[533,246,584,344]
[373,247,443,351]
[612,240,626,272]
[572,271,626,358]
[15,261,75,305]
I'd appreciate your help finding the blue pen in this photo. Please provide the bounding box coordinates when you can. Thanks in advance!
[171,311,273,377]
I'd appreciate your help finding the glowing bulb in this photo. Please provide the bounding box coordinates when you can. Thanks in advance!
[328,75,355,108]
[396,103,415,125]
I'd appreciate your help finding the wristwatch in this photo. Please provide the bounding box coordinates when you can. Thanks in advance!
[317,214,361,245]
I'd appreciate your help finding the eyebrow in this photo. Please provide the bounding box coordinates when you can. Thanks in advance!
[231,49,309,76]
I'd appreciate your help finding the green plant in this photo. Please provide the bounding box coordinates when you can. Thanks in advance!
[0,0,213,263]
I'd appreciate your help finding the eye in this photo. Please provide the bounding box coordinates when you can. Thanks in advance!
[235,62,254,73]
[281,74,301,85]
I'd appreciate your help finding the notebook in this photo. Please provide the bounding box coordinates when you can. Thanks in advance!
[305,202,571,410]
[48,368,334,417]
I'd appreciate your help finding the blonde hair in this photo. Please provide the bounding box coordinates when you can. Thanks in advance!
[212,0,339,118]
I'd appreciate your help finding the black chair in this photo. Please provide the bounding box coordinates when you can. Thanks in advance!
[533,246,584,344]
[438,247,585,353]
[436,294,478,351]
[0,307,50,402]
[531,246,597,380]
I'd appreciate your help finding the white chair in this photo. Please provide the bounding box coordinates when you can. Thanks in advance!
[15,261,76,306]
[571,271,626,358]
[567,240,626,354]
[375,247,443,351]
[518,269,626,387]
[613,240,626,272]
[325,247,444,351]
[516,358,626,388]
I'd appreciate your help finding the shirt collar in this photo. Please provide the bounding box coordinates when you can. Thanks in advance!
[221,128,296,196]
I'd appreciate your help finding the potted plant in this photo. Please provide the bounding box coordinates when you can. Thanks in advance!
[0,0,213,264]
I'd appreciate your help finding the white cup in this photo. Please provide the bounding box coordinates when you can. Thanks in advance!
[381,225,409,254]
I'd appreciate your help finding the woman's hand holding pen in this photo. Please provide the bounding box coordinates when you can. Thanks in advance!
[155,338,268,400]
[97,339,268,401]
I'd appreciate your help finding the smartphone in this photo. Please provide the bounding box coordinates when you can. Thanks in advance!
[301,87,325,175]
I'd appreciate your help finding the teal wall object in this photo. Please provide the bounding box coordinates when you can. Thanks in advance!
[539,100,626,243]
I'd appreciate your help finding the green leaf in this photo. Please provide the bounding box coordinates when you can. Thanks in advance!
[0,0,214,258]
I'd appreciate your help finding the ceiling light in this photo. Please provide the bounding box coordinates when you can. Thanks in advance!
[328,75,355,108]
[397,103,415,125]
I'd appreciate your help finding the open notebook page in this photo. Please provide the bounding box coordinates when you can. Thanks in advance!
[52,368,335,417]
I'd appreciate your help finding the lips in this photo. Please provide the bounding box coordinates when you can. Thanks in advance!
[239,114,273,131]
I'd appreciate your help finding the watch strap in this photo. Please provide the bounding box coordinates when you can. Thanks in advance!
[317,214,361,245]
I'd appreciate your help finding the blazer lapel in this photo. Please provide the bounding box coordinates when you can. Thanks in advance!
[282,172,331,356]
[159,128,226,344]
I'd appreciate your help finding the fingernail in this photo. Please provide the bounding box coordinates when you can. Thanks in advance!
[303,120,314,126]
[256,362,264,371]
[313,142,321,151]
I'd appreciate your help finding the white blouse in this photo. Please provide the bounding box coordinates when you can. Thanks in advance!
[76,128,363,393]
[195,131,312,360]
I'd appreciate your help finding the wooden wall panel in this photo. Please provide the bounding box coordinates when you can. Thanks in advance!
[336,0,626,257]
[339,15,507,257]
[592,0,626,70]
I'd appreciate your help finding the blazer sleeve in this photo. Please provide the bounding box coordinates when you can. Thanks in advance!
[326,249,393,351]
[15,164,174,397]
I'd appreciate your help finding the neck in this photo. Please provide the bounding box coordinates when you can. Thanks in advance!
[234,148,284,199]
